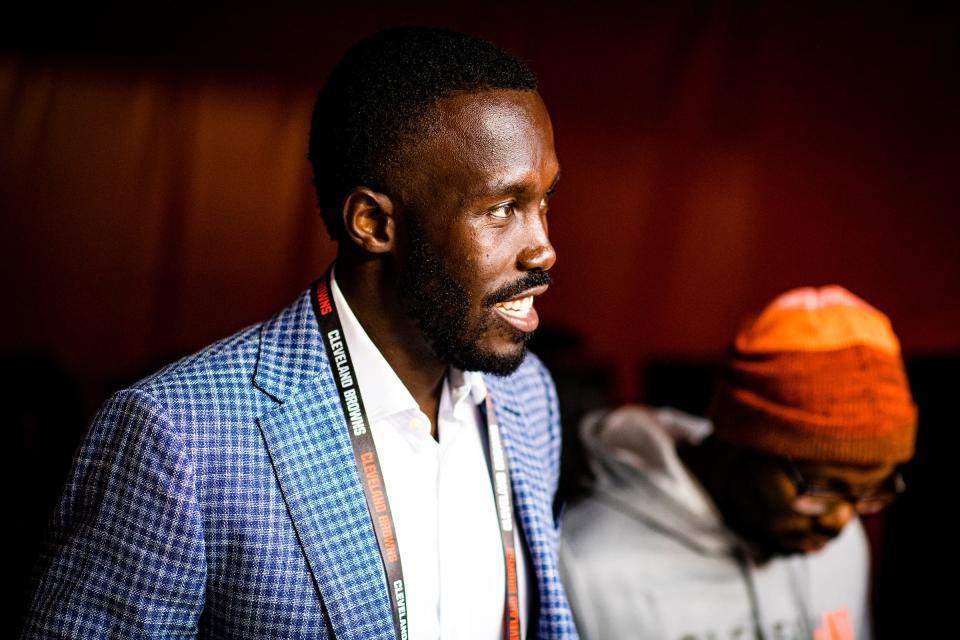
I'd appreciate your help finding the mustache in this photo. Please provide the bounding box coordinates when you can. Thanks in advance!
[483,270,552,307]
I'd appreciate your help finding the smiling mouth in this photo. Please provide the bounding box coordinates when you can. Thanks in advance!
[493,285,548,333]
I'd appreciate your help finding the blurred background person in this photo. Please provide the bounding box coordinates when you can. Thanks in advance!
[560,286,916,640]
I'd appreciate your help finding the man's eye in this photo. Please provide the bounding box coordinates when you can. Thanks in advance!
[489,204,514,219]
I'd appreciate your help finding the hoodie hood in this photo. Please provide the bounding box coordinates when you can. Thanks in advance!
[579,405,741,555]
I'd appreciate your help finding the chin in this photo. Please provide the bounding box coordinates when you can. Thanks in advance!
[440,319,531,375]
[450,332,530,375]
[448,344,527,376]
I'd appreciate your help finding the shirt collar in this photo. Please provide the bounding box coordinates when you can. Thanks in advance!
[329,267,487,424]
[445,367,488,421]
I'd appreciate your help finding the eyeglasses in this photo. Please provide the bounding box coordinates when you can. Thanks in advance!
[782,457,906,516]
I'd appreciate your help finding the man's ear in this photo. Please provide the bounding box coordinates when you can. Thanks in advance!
[341,187,396,253]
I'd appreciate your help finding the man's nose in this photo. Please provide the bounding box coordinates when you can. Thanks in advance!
[817,501,855,532]
[516,211,556,271]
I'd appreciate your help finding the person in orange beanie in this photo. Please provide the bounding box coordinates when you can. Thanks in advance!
[560,286,917,640]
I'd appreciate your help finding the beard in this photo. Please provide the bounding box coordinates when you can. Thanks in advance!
[397,218,551,376]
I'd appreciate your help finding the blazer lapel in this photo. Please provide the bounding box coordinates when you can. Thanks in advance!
[484,373,557,634]
[253,290,396,640]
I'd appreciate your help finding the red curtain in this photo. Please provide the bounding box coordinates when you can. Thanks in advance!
[2,2,957,399]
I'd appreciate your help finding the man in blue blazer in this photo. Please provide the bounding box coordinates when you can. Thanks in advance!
[22,28,577,639]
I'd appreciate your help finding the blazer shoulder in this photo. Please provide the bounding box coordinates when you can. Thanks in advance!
[124,289,317,418]
[133,320,263,397]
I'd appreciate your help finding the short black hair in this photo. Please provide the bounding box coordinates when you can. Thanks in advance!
[308,27,538,240]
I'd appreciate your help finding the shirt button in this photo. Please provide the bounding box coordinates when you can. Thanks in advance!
[410,415,432,433]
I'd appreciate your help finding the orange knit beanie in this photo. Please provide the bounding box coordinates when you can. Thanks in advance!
[710,286,917,464]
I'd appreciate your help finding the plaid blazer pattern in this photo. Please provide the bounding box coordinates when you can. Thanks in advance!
[22,287,579,639]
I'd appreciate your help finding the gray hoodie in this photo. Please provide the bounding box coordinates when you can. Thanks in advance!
[559,406,871,640]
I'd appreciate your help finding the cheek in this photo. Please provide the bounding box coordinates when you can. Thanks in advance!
[469,241,515,292]
[757,478,818,533]
[762,477,802,520]
[743,471,798,524]
[475,232,509,265]
[458,257,498,314]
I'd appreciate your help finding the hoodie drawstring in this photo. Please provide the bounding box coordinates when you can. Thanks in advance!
[735,548,767,640]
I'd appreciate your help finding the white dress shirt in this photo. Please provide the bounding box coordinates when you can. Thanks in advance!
[330,271,530,639]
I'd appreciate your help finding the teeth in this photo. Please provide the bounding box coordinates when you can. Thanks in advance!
[496,296,533,317]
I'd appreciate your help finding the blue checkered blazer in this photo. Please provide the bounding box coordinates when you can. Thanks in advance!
[22,287,579,639]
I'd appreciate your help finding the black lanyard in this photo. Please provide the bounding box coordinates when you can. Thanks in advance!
[311,268,521,640]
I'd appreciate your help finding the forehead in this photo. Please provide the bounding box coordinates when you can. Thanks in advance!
[401,89,556,205]
[435,89,553,155]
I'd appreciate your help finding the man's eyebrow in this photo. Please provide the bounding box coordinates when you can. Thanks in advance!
[466,168,563,203]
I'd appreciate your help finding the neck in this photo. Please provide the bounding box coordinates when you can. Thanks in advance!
[336,255,446,432]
